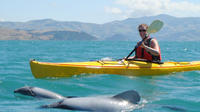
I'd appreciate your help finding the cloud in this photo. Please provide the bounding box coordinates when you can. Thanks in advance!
[104,7,122,14]
[0,18,5,22]
[107,0,200,18]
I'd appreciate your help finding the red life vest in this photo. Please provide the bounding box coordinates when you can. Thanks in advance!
[135,38,161,61]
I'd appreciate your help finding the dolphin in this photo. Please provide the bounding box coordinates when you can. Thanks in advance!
[41,90,140,111]
[14,86,141,111]
[14,86,189,112]
[14,86,64,99]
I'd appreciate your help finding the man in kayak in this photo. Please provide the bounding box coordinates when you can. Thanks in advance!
[128,24,161,62]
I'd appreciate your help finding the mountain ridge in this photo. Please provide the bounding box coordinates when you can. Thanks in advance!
[0,14,200,41]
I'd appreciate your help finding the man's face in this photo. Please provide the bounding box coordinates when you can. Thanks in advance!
[139,26,147,39]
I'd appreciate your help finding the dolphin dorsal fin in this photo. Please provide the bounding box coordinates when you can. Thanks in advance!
[113,90,140,104]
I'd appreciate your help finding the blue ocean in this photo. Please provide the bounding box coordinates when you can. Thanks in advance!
[0,40,200,112]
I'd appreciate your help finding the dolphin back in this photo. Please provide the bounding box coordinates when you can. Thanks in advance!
[32,87,64,99]
[113,90,140,104]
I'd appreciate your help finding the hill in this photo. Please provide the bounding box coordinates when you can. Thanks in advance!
[0,28,97,40]
[0,14,200,41]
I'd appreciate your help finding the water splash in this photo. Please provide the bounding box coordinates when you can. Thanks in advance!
[101,57,113,61]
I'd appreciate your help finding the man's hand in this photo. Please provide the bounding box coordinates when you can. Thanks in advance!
[140,41,145,48]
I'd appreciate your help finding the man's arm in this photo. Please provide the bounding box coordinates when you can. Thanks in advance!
[142,39,160,56]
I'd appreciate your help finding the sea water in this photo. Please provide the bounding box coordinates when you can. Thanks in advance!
[0,40,200,112]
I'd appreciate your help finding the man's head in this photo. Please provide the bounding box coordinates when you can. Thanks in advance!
[138,24,148,39]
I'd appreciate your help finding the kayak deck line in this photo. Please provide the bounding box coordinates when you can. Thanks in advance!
[30,60,200,78]
[35,60,200,69]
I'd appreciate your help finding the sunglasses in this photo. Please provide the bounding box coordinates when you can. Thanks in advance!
[139,29,147,32]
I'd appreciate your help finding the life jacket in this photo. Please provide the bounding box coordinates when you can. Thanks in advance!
[135,38,161,61]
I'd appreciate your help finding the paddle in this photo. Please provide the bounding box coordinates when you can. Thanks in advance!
[124,20,164,60]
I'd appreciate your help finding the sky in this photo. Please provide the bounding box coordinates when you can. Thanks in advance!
[1,0,200,24]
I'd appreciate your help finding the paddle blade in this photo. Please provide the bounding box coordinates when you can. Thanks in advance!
[147,20,164,34]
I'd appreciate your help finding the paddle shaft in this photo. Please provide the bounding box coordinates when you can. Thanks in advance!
[125,36,147,60]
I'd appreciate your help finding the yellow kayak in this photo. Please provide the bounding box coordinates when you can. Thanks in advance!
[29,59,200,78]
